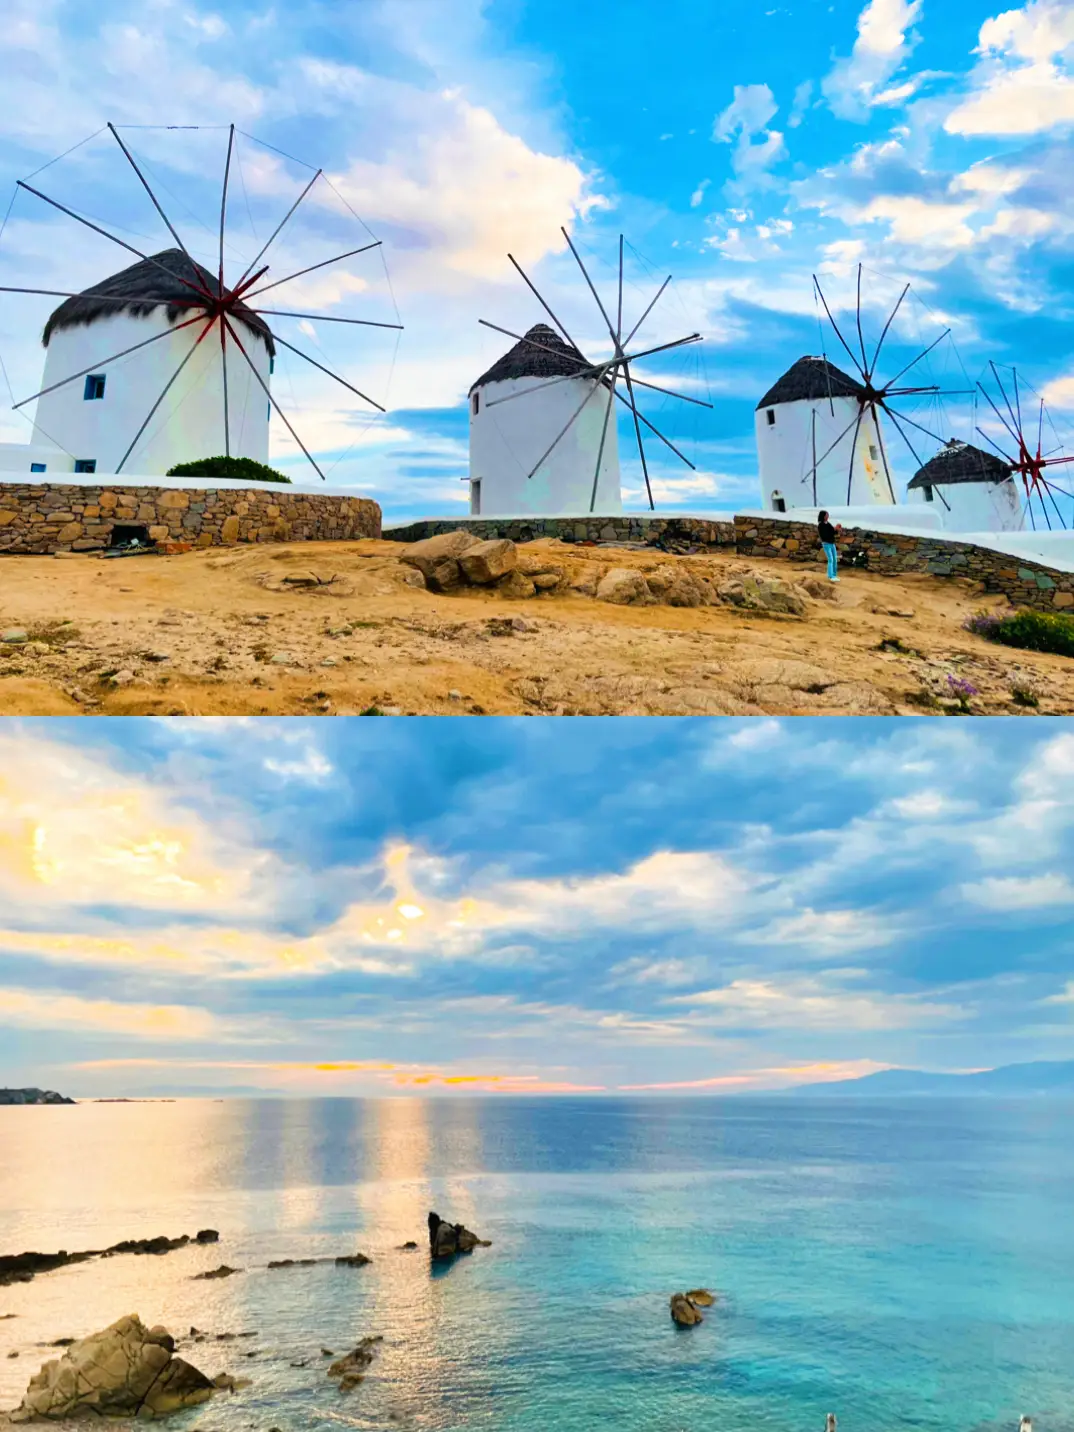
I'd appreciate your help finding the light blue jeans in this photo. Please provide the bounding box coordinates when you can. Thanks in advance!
[822,542,838,579]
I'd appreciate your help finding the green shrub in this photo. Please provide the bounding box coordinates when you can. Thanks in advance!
[165,455,291,484]
[965,607,1074,658]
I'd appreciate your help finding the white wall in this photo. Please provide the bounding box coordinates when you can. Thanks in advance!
[756,394,895,512]
[31,309,271,476]
[469,373,621,516]
[905,477,1024,532]
[0,441,74,476]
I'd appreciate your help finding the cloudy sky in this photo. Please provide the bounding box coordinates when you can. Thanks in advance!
[1,717,1072,1097]
[0,0,1073,519]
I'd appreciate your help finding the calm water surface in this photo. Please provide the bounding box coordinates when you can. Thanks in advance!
[1,1097,1072,1432]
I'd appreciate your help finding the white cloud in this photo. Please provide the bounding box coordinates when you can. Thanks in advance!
[961,873,1074,909]
[823,0,924,121]
[668,975,961,1031]
[0,986,222,1040]
[1041,374,1074,409]
[690,179,711,208]
[742,907,898,954]
[713,84,787,183]
[946,0,1074,136]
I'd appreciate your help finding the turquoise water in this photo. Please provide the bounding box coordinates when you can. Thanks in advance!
[1,1097,1073,1432]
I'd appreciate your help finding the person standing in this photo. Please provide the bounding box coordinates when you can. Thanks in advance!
[817,510,842,582]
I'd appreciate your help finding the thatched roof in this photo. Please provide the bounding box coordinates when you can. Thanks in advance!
[757,355,866,410]
[471,323,590,395]
[42,249,275,356]
[907,440,1013,489]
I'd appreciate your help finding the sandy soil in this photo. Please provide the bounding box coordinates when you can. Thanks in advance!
[0,538,1070,716]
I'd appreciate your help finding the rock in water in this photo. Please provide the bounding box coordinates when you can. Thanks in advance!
[684,1288,715,1306]
[326,1336,382,1393]
[10,1314,213,1420]
[670,1293,704,1326]
[459,539,517,585]
[427,1211,491,1259]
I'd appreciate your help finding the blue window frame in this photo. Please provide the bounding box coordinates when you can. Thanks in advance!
[83,374,106,401]
[30,462,46,473]
[74,459,97,474]
[269,357,275,374]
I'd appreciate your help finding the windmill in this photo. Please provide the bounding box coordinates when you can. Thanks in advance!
[474,229,711,513]
[974,362,1074,531]
[809,263,971,510]
[0,123,402,481]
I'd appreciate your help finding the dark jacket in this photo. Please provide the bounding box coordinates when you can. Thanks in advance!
[818,520,838,544]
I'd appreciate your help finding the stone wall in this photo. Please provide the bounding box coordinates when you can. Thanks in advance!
[734,514,1074,613]
[0,482,381,554]
[385,514,737,547]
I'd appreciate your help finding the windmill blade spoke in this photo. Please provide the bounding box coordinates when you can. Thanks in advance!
[233,167,323,291]
[589,372,618,513]
[880,327,952,390]
[879,403,948,449]
[1013,366,1023,434]
[978,381,1022,448]
[988,361,1021,434]
[562,227,621,354]
[622,366,654,511]
[524,364,615,480]
[616,234,624,347]
[272,332,386,412]
[613,388,695,469]
[0,287,163,303]
[625,374,713,408]
[115,317,215,473]
[16,180,213,302]
[808,410,862,473]
[241,242,382,301]
[845,404,865,504]
[483,368,605,409]
[251,309,403,329]
[107,122,195,266]
[478,318,591,367]
[624,333,701,364]
[812,274,866,380]
[870,401,897,503]
[1038,397,1045,461]
[622,274,671,349]
[1038,475,1074,502]
[884,406,952,509]
[223,314,326,481]
[506,253,582,353]
[12,312,208,410]
[975,425,1016,464]
[871,282,909,378]
[855,263,868,377]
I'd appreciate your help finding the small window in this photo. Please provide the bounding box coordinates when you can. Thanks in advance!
[923,484,934,503]
[30,462,46,473]
[267,401,271,421]
[74,459,97,474]
[766,408,775,426]
[869,443,878,460]
[471,479,482,516]
[269,357,275,375]
[472,391,480,416]
[83,374,106,401]
[772,491,786,513]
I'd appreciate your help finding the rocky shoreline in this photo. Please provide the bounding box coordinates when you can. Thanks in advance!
[0,1233,220,1288]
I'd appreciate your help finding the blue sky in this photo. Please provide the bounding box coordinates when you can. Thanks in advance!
[1,717,1073,1096]
[1,0,1073,518]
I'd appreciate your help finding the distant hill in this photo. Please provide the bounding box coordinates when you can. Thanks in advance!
[793,1060,1074,1097]
[0,1088,75,1105]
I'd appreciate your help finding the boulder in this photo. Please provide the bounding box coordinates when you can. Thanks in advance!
[670,1294,704,1327]
[800,575,839,602]
[459,539,517,585]
[192,1265,242,1280]
[334,1253,371,1267]
[194,1230,219,1244]
[685,1288,715,1307]
[399,531,480,591]
[327,1336,382,1393]
[717,574,807,616]
[595,568,652,606]
[494,570,536,600]
[10,1314,213,1421]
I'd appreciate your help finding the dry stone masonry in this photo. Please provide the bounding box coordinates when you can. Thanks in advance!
[0,482,380,555]
[387,515,737,548]
[735,514,1074,614]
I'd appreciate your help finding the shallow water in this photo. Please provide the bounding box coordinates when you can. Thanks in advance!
[1,1097,1072,1432]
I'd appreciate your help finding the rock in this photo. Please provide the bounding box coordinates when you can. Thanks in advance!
[107,669,136,687]
[399,531,480,592]
[670,1294,704,1326]
[8,1350,18,1357]
[569,569,600,597]
[334,1253,371,1267]
[532,572,561,591]
[281,573,322,587]
[212,1374,237,1391]
[685,1289,715,1306]
[270,652,296,666]
[732,659,838,693]
[48,1338,75,1348]
[321,1349,335,1358]
[427,1211,491,1259]
[399,1242,418,1250]
[459,539,518,585]
[194,1231,219,1244]
[494,570,537,599]
[800,575,839,602]
[717,575,807,616]
[10,1314,212,1421]
[327,1336,382,1392]
[267,1259,318,1269]
[2,629,29,644]
[595,568,652,605]
[192,1265,242,1280]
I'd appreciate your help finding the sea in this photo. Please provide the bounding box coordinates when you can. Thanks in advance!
[1,1097,1073,1432]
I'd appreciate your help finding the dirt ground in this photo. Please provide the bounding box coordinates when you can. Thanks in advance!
[0,537,1070,716]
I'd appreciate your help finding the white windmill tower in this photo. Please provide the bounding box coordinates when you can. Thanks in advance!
[1,122,401,482]
[756,266,967,517]
[469,230,710,517]
[905,440,1023,531]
